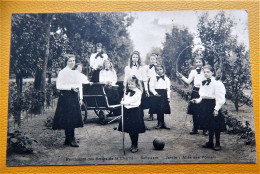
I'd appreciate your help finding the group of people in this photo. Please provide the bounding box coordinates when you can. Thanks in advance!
[52,43,226,153]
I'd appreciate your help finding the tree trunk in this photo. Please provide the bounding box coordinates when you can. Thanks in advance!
[33,14,52,114]
[235,99,239,112]
[16,76,23,127]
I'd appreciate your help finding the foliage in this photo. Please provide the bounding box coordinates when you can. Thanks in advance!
[7,130,38,154]
[47,12,134,74]
[197,11,252,111]
[8,81,58,123]
[10,14,42,79]
[161,26,193,80]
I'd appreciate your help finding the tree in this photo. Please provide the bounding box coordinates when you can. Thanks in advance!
[161,26,193,80]
[10,14,43,125]
[197,11,252,111]
[223,42,252,111]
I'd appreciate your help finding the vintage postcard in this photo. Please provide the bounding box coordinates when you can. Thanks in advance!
[6,10,256,166]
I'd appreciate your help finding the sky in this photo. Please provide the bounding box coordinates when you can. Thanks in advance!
[126,10,249,59]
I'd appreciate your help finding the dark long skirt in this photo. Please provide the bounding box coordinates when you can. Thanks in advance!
[187,87,200,115]
[140,82,149,109]
[91,69,101,83]
[149,89,171,114]
[118,107,146,134]
[198,99,226,132]
[52,90,83,130]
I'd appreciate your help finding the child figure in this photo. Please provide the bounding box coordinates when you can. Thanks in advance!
[124,51,149,109]
[176,57,207,135]
[145,53,158,121]
[99,59,117,85]
[193,65,226,151]
[99,59,120,105]
[149,65,171,129]
[89,43,108,82]
[118,76,146,153]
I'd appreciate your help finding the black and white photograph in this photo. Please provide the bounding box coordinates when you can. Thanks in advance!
[6,10,256,166]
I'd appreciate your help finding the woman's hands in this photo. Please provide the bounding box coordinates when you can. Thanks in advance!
[191,98,202,104]
[72,88,79,93]
[213,109,218,117]
[145,90,150,97]
[176,71,183,79]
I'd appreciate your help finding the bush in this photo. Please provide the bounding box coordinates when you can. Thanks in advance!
[7,130,38,154]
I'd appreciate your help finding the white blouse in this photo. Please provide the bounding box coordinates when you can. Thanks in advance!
[56,67,84,99]
[181,68,206,88]
[198,77,226,111]
[89,52,108,70]
[122,88,142,109]
[149,75,171,99]
[124,65,148,91]
[99,69,117,85]
[147,65,157,79]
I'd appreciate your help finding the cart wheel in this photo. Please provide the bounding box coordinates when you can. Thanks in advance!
[98,111,107,125]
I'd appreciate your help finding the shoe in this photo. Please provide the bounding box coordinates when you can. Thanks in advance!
[148,115,154,121]
[190,131,198,135]
[70,138,79,147]
[202,130,208,136]
[214,144,221,151]
[131,146,138,153]
[130,145,134,151]
[162,122,170,130]
[190,128,198,135]
[202,142,214,149]
[155,122,163,129]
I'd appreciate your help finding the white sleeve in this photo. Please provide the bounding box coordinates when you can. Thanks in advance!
[149,77,157,95]
[56,70,71,90]
[214,81,226,111]
[89,54,95,69]
[99,70,104,83]
[141,66,148,91]
[181,70,195,84]
[82,74,90,84]
[166,77,171,99]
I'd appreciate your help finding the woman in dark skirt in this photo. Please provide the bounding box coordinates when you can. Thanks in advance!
[118,76,146,153]
[193,65,226,151]
[52,54,83,147]
[149,65,171,129]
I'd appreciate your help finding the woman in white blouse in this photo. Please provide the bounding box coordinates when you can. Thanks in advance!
[52,54,83,147]
[193,65,226,151]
